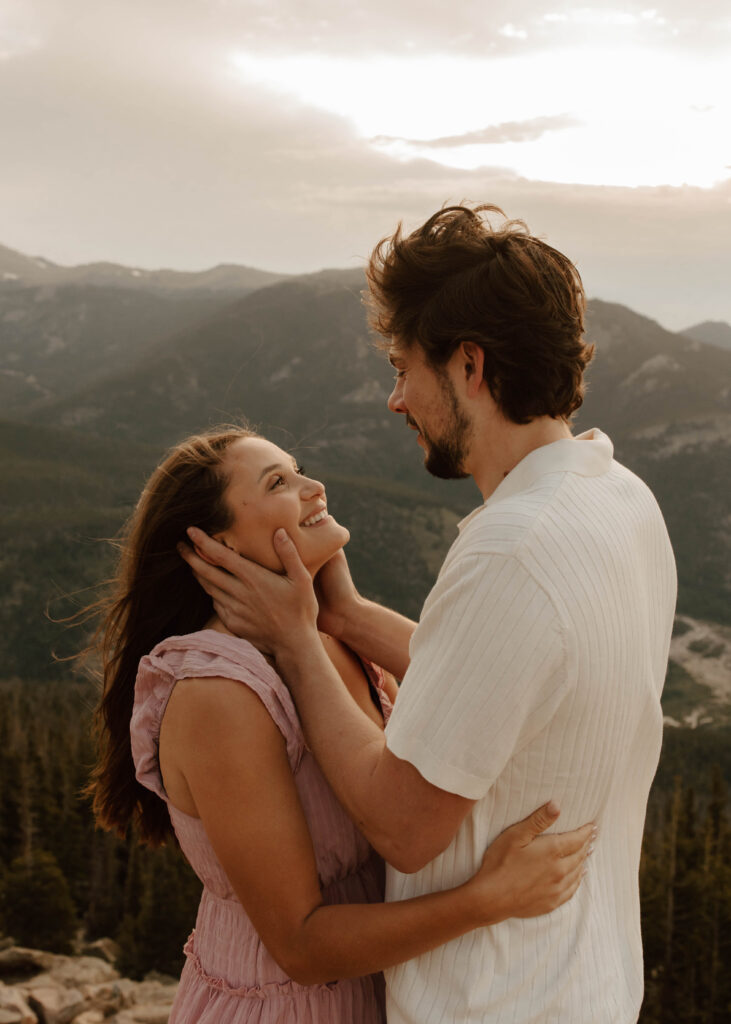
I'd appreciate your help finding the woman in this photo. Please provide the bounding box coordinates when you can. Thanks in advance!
[89,424,594,1024]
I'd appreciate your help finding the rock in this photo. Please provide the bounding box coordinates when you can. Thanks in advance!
[25,985,84,1024]
[0,950,56,981]
[118,1008,170,1024]
[78,940,119,966]
[24,958,118,992]
[125,981,176,1007]
[111,980,137,1008]
[81,981,125,1016]
[140,974,178,988]
[112,979,177,1024]
[0,981,38,1024]
[1,948,176,1024]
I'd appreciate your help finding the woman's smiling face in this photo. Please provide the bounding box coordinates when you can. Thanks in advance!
[216,437,349,574]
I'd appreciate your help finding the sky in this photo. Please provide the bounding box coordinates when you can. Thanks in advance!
[1,0,730,330]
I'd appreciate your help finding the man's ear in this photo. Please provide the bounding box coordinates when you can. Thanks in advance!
[460,341,486,398]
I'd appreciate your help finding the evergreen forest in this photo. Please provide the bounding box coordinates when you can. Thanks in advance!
[0,676,729,1022]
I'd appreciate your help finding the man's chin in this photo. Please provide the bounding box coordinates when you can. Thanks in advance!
[424,451,469,480]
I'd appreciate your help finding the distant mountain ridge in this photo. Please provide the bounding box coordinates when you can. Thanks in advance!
[0,241,288,292]
[1,258,729,716]
[682,320,731,352]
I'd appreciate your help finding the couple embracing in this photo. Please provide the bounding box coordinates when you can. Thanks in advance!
[89,204,676,1023]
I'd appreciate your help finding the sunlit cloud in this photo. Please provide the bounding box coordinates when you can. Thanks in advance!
[1,0,730,327]
[542,8,667,28]
[230,47,730,189]
[373,115,581,150]
[499,23,528,40]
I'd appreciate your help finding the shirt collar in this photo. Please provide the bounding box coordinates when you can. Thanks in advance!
[458,428,614,532]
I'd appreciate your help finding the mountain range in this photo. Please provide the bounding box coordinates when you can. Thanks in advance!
[1,243,730,727]
[0,242,288,292]
[682,320,731,352]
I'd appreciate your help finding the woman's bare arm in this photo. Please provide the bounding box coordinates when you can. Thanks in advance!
[161,676,594,985]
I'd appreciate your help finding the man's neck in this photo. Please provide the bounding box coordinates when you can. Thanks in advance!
[470,416,573,501]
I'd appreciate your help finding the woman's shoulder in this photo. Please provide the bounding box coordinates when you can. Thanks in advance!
[132,630,305,790]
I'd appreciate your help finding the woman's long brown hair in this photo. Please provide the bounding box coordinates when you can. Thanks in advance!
[86,426,257,845]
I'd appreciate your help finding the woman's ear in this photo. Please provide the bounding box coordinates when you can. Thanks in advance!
[213,533,239,556]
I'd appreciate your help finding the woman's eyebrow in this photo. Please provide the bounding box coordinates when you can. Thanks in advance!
[257,458,299,482]
[257,462,282,482]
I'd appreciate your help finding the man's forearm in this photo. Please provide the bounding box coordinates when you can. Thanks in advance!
[338,596,415,679]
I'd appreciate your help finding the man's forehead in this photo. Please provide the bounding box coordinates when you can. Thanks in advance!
[387,339,410,364]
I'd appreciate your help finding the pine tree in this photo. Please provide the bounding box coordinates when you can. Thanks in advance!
[0,850,77,953]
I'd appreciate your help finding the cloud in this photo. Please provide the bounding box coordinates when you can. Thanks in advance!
[5,0,729,63]
[0,0,729,330]
[372,114,581,150]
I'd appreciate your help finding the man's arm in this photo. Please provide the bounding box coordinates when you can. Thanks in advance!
[314,550,416,679]
[276,630,475,872]
[181,528,472,872]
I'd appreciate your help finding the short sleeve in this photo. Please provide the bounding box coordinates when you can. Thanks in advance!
[385,551,569,800]
[131,633,306,804]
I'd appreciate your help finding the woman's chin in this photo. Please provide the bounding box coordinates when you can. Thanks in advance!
[303,526,350,576]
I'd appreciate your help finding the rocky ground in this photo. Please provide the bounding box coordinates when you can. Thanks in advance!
[0,942,178,1024]
[667,616,731,727]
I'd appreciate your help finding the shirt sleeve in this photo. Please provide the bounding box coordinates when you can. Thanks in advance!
[384,550,569,800]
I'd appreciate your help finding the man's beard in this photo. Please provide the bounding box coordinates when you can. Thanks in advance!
[411,372,472,480]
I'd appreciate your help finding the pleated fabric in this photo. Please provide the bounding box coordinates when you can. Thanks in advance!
[131,629,390,1024]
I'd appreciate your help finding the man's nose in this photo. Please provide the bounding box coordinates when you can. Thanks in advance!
[387,380,406,414]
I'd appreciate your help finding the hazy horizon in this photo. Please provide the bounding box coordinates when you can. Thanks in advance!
[2,1,729,331]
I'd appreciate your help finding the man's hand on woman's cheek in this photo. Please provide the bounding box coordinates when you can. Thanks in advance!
[178,526,319,652]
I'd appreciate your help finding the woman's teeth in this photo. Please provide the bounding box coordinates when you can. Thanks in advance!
[301,509,328,527]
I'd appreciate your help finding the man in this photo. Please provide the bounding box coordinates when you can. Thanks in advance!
[183,204,677,1022]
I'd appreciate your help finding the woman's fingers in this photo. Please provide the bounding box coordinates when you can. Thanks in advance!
[560,831,597,877]
[558,821,597,858]
[523,800,561,839]
[501,801,561,848]
[555,858,587,908]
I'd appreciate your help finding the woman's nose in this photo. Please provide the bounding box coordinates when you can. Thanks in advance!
[301,475,325,498]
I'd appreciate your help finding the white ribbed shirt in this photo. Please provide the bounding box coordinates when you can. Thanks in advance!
[384,429,676,1024]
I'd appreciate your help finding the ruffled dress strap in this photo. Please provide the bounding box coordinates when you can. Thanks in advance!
[131,630,305,802]
[361,659,395,725]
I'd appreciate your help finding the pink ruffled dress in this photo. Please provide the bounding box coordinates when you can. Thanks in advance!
[131,629,392,1024]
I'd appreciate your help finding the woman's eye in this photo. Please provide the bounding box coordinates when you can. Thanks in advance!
[270,475,285,489]
[296,466,306,477]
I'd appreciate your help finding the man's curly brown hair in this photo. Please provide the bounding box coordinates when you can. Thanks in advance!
[365,203,594,424]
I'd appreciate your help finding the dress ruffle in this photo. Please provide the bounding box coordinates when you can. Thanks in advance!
[182,933,340,1000]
